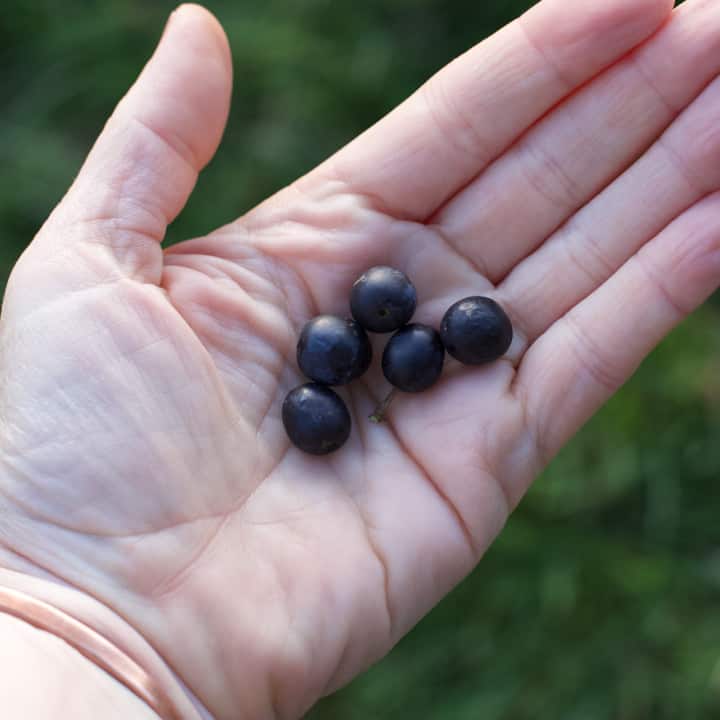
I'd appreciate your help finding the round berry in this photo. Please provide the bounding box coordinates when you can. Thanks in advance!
[282,383,351,455]
[382,323,445,393]
[297,315,372,386]
[440,296,513,365]
[350,266,417,333]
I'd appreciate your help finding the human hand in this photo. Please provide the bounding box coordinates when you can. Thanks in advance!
[2,0,719,717]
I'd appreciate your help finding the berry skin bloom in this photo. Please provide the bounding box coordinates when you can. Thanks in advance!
[297,315,372,386]
[440,296,513,365]
[350,266,417,333]
[382,323,445,393]
[282,383,351,455]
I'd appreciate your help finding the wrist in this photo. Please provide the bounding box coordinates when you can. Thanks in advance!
[0,566,209,720]
[0,610,161,719]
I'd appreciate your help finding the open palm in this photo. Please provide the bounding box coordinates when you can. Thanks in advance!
[2,1,720,718]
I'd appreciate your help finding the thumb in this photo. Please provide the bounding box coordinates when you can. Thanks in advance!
[19,4,232,291]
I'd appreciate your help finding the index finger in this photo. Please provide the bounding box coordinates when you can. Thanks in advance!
[309,0,673,221]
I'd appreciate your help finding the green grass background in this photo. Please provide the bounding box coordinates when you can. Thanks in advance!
[4,0,720,718]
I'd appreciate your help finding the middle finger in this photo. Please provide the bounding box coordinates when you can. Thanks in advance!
[433,0,720,284]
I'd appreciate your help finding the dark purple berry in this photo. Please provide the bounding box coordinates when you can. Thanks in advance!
[440,297,513,365]
[381,323,445,393]
[350,266,417,333]
[297,315,372,386]
[282,383,351,455]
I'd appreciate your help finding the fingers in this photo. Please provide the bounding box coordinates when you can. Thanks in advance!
[515,192,720,465]
[435,0,720,283]
[26,4,232,288]
[312,0,672,221]
[498,69,720,347]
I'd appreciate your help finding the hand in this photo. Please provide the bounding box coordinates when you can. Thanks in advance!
[1,0,718,717]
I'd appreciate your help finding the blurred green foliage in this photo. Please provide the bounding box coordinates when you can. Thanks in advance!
[3,0,720,718]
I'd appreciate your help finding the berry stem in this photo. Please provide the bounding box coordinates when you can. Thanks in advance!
[369,388,396,424]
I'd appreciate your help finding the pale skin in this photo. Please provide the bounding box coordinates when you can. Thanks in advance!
[0,0,719,717]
